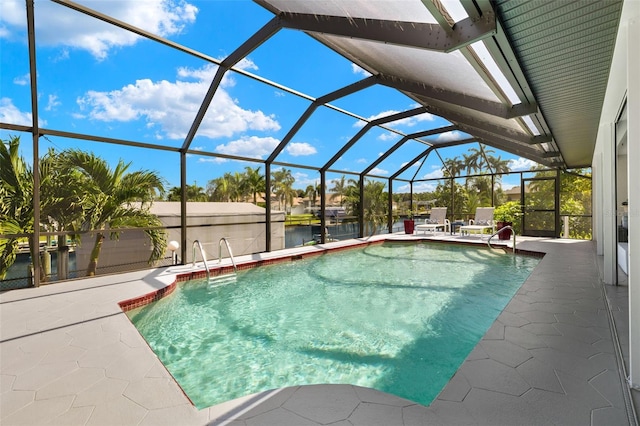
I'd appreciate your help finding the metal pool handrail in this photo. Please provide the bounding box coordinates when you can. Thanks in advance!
[487,226,516,253]
[219,237,238,274]
[192,240,210,280]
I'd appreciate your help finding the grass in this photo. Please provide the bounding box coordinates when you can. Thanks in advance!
[285,214,320,226]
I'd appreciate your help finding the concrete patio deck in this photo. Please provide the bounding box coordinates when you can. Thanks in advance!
[1,234,638,425]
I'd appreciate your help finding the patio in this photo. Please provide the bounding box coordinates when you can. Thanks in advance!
[1,234,637,425]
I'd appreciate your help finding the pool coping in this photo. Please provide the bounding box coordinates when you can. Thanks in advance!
[119,238,387,312]
[118,237,544,313]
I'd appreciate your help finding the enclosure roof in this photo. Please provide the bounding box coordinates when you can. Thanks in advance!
[2,0,624,175]
[256,0,623,169]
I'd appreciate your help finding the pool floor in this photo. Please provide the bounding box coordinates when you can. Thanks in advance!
[127,242,539,408]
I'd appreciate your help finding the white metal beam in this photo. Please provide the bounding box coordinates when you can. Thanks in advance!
[627,13,640,390]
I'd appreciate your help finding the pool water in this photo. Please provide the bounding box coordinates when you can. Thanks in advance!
[127,242,539,409]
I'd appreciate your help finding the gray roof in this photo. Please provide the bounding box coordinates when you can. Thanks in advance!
[150,202,266,217]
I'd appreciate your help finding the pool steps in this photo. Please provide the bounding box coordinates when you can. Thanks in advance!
[219,237,238,274]
[192,238,238,284]
[192,240,211,280]
[487,225,516,251]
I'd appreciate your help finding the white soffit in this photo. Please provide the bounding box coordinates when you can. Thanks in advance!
[417,97,524,134]
[263,0,437,23]
[470,41,521,105]
[440,0,469,22]
[314,34,500,102]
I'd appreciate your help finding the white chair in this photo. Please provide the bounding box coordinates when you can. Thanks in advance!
[459,207,495,237]
[415,207,450,235]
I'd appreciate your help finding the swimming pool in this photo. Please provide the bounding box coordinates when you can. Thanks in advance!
[127,242,539,409]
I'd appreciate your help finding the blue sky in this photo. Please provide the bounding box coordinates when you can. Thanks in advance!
[0,0,538,193]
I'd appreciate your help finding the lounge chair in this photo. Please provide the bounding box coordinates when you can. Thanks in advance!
[415,207,450,235]
[459,207,495,237]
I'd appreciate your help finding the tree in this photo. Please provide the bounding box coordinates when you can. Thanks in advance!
[271,169,295,211]
[0,136,37,279]
[343,177,361,217]
[330,175,349,206]
[305,183,319,206]
[560,170,592,238]
[166,183,207,201]
[229,171,247,202]
[442,157,464,178]
[244,166,265,204]
[58,150,167,276]
[362,179,391,236]
[207,174,232,202]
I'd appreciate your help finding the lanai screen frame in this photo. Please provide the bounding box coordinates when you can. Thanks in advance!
[2,0,569,287]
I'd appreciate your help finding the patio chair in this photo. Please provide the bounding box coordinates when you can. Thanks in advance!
[460,207,495,237]
[415,207,450,235]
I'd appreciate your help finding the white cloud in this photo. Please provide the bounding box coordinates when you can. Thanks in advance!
[351,63,371,76]
[508,157,536,171]
[286,142,317,156]
[52,49,70,63]
[400,160,421,168]
[437,131,462,142]
[369,167,388,175]
[356,158,367,164]
[423,168,443,179]
[1,0,198,60]
[395,181,437,194]
[214,135,279,159]
[45,94,61,112]
[354,110,435,128]
[292,171,317,188]
[378,131,397,141]
[0,97,45,126]
[76,64,280,139]
[197,156,226,164]
[13,73,29,85]
[412,182,437,193]
[177,60,257,88]
[0,1,24,35]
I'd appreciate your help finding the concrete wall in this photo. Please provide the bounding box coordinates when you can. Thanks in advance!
[592,0,640,389]
[75,203,285,273]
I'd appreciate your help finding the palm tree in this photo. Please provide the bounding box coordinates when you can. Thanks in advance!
[463,191,482,215]
[244,166,265,204]
[363,180,390,236]
[166,183,207,201]
[343,178,361,217]
[188,183,208,201]
[304,183,319,207]
[442,157,464,178]
[330,175,348,206]
[166,186,182,201]
[486,154,511,177]
[207,174,232,202]
[271,169,295,211]
[58,150,167,276]
[0,136,36,279]
[229,171,246,202]
[468,146,488,172]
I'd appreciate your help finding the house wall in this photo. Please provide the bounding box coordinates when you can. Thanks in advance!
[592,0,640,388]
